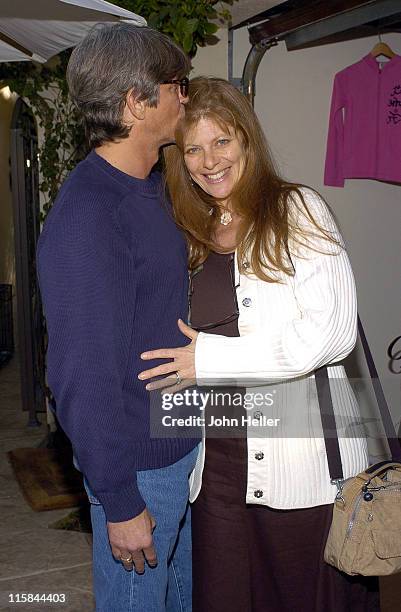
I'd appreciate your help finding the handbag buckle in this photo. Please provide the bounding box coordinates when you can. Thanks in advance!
[331,478,345,504]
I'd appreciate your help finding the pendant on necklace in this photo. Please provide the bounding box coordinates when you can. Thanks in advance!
[220,210,233,226]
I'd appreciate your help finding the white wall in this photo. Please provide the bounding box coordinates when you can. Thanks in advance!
[191,27,228,79]
[193,30,401,433]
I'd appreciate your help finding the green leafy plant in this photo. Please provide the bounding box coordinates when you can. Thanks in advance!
[0,0,235,219]
[113,0,235,55]
[0,51,85,220]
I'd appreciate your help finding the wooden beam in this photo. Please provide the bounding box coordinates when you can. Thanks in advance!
[0,31,33,57]
[285,0,401,50]
[249,0,378,45]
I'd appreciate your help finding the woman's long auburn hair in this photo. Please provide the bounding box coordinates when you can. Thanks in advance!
[164,77,336,282]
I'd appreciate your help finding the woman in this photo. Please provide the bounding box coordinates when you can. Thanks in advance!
[139,77,379,611]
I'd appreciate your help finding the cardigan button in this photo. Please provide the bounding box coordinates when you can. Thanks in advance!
[253,411,262,420]
[255,451,264,461]
[254,489,264,499]
[242,297,252,307]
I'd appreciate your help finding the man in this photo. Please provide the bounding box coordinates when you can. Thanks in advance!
[37,23,198,612]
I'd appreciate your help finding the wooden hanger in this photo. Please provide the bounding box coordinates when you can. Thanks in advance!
[370,34,396,59]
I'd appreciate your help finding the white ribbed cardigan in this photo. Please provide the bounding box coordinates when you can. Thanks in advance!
[190,188,368,508]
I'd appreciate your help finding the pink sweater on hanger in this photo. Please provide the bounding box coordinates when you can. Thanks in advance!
[324,53,401,187]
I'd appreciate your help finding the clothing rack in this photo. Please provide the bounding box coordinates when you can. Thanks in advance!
[231,0,401,106]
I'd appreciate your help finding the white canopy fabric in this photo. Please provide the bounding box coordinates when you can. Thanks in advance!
[0,39,31,62]
[0,0,146,63]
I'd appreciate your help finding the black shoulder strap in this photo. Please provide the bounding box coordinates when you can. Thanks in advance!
[315,366,344,480]
[316,315,401,481]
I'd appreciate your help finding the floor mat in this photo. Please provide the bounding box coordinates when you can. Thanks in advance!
[8,446,86,511]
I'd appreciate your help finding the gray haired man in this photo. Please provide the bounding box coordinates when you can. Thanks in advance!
[37,23,198,611]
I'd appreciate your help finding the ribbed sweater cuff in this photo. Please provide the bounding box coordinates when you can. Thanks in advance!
[97,477,146,523]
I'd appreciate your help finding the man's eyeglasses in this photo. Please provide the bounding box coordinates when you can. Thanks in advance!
[161,77,189,97]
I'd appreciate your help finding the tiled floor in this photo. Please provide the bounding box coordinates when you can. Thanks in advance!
[1,355,401,612]
[0,356,94,612]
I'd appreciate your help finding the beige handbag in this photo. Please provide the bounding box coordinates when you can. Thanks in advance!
[316,317,401,576]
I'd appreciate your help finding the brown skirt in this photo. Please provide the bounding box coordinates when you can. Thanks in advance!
[191,438,380,612]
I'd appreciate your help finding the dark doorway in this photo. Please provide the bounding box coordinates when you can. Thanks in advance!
[10,98,46,425]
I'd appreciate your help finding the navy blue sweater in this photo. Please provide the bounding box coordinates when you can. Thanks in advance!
[37,151,196,522]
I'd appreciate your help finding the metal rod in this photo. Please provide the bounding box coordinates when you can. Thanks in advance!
[228,28,234,83]
[241,39,278,107]
[227,29,242,90]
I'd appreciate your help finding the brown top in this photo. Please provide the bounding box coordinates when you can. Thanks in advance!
[189,251,239,338]
[189,251,244,438]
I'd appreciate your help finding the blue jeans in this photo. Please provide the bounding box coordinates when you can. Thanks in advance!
[84,447,198,612]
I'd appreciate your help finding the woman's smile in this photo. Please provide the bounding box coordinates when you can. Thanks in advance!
[184,117,245,202]
[203,167,231,184]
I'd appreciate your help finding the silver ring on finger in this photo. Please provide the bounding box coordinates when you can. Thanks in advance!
[120,554,133,563]
[175,371,181,385]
